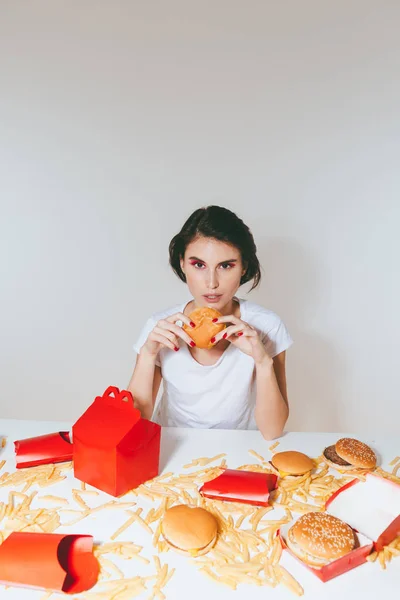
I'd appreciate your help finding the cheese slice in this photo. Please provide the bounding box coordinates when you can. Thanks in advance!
[279,470,291,477]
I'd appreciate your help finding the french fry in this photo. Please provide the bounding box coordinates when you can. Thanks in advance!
[235,514,247,529]
[162,567,175,588]
[153,471,174,481]
[269,441,280,452]
[200,566,237,589]
[270,538,282,565]
[248,449,266,463]
[251,507,272,531]
[367,551,378,562]
[40,495,69,505]
[392,464,400,477]
[111,515,138,541]
[183,454,227,469]
[99,557,124,579]
[277,565,304,596]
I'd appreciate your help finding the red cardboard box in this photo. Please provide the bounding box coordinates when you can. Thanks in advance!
[72,386,161,497]
[14,432,73,468]
[279,473,400,582]
[199,468,278,506]
[0,532,99,594]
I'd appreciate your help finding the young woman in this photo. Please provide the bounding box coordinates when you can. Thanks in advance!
[128,206,293,440]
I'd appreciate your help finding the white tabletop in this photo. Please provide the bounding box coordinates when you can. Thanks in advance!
[0,419,399,599]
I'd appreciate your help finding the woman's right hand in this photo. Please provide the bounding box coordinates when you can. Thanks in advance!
[141,313,196,357]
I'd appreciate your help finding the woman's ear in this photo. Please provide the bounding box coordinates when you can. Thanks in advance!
[180,258,185,274]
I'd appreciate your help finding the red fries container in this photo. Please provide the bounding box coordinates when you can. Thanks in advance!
[72,386,161,497]
[0,532,99,594]
[279,472,400,582]
[14,431,73,468]
[199,468,278,506]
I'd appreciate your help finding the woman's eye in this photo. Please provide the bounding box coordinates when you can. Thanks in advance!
[193,262,205,268]
[220,263,233,269]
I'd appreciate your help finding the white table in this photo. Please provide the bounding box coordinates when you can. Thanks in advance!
[0,419,399,599]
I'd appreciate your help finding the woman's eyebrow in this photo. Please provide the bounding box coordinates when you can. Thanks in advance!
[188,256,238,264]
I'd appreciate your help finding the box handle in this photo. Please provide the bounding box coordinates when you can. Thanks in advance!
[102,386,134,406]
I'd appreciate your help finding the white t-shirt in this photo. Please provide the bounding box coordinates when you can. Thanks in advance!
[132,297,293,430]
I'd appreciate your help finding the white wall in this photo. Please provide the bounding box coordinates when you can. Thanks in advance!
[1,1,399,433]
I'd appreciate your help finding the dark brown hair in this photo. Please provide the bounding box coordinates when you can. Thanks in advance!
[169,206,261,291]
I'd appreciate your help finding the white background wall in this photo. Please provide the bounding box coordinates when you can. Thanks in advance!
[1,1,399,433]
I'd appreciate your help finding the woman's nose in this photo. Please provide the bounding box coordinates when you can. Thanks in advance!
[206,270,219,289]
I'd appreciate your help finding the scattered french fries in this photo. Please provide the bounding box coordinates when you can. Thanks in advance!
[0,445,398,599]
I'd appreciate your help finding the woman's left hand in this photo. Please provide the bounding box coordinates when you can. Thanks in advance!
[211,315,272,366]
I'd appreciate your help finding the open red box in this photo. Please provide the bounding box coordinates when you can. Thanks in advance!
[73,386,161,497]
[0,532,99,594]
[14,431,73,468]
[279,473,400,582]
[199,468,278,506]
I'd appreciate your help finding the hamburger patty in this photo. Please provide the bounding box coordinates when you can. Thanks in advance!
[323,445,351,466]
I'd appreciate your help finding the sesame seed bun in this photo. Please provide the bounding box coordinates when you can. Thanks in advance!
[322,445,354,471]
[335,438,377,469]
[183,307,226,349]
[271,451,314,476]
[161,505,218,556]
[287,512,356,567]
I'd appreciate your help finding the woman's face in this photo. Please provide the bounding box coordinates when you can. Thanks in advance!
[180,236,245,310]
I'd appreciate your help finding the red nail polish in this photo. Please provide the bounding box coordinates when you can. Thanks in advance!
[210,337,216,344]
[237,332,243,337]
[174,346,179,351]
[223,333,227,339]
[190,321,196,328]
[190,341,196,347]
[212,318,218,323]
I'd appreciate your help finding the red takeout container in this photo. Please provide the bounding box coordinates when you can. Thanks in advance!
[72,386,161,497]
[279,472,400,582]
[199,468,278,506]
[14,431,73,468]
[0,532,99,594]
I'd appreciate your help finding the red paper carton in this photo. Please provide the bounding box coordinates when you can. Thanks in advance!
[199,468,278,506]
[72,386,161,497]
[0,532,99,594]
[279,472,400,582]
[14,432,73,469]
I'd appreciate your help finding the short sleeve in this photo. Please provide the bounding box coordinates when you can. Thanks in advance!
[262,319,293,358]
[132,316,161,367]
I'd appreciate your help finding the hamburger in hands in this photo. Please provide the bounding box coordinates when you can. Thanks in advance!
[287,512,356,567]
[271,451,315,477]
[183,307,226,349]
[161,505,218,557]
[323,438,377,471]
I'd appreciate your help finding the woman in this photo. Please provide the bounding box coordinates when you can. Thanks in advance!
[128,206,293,440]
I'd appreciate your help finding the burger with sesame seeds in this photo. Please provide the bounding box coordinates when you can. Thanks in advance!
[286,512,356,567]
[323,438,377,471]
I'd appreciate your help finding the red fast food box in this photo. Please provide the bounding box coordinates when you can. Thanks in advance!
[279,473,400,582]
[72,386,161,497]
[0,532,99,594]
[199,468,278,506]
[14,431,73,468]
